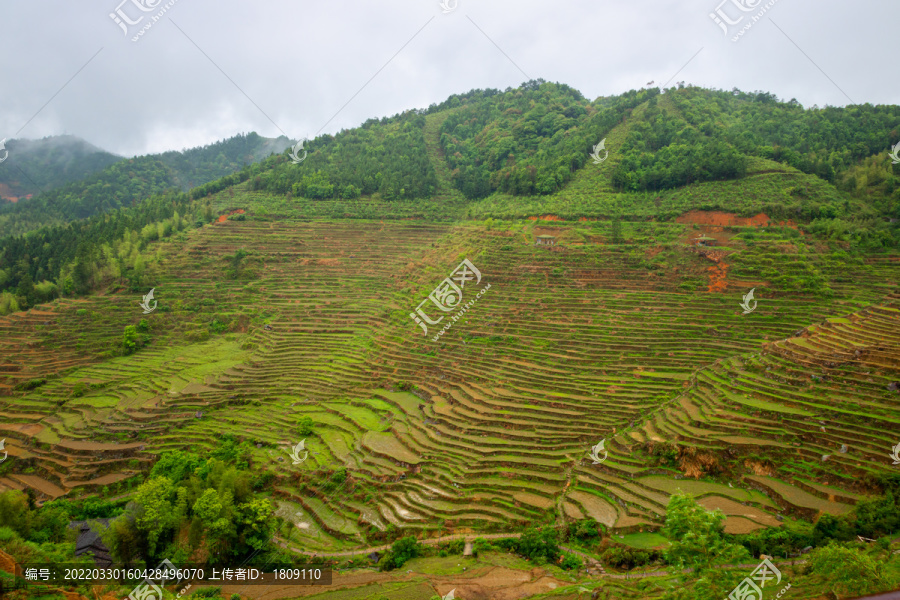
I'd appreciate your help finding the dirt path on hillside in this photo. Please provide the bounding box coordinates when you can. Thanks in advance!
[277,532,521,557]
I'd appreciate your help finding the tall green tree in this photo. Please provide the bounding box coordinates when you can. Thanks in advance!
[131,476,187,559]
[807,543,896,598]
[663,494,749,574]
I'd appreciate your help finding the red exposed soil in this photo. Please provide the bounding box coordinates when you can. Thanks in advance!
[0,183,26,202]
[707,263,729,293]
[677,210,770,227]
[676,210,798,229]
[216,208,246,223]
[527,215,565,221]
[700,250,730,293]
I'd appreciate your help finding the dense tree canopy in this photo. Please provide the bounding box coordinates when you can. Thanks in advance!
[0,135,121,199]
[0,190,202,313]
[251,114,438,201]
[0,132,289,237]
[98,437,277,565]
[439,82,656,198]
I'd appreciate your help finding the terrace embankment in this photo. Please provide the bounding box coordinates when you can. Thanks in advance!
[0,211,897,548]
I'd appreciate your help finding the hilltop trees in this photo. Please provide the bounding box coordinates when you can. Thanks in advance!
[440,82,656,199]
[0,135,122,199]
[0,132,289,238]
[252,114,438,201]
[438,82,898,202]
[671,86,900,189]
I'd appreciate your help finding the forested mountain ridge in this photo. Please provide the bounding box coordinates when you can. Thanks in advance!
[248,81,899,218]
[4,82,897,239]
[248,82,652,201]
[0,131,290,237]
[0,135,121,201]
[1,80,899,315]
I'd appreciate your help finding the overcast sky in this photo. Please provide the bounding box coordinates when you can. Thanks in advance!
[1,0,897,157]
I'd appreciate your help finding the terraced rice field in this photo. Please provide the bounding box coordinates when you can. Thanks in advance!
[1,192,899,552]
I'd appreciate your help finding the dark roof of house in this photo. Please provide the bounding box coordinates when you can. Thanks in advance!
[69,519,114,566]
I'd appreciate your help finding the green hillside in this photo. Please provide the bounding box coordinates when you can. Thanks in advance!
[0,131,291,237]
[239,82,900,242]
[1,81,900,599]
[0,135,121,200]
